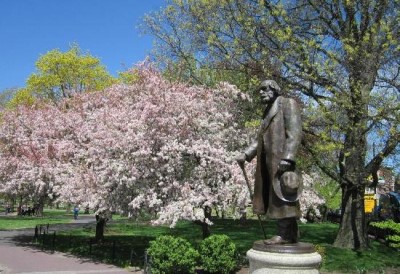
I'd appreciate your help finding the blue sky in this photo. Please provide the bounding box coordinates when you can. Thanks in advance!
[0,0,165,91]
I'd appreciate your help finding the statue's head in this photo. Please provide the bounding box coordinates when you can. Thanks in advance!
[259,80,282,104]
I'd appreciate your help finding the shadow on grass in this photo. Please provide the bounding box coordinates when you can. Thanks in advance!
[19,218,270,268]
[299,222,338,244]
[7,218,400,272]
[323,241,400,273]
[16,232,154,268]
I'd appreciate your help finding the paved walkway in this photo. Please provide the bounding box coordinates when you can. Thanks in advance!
[0,216,140,274]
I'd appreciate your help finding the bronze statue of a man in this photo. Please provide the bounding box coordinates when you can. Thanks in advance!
[236,80,302,245]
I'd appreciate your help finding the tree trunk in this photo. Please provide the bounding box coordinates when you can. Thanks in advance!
[194,206,212,239]
[334,102,369,249]
[240,206,247,225]
[35,203,44,217]
[95,215,107,242]
[199,221,211,239]
[333,185,368,249]
[39,204,44,217]
[17,196,23,215]
[35,196,45,217]
[11,197,16,213]
[319,204,328,222]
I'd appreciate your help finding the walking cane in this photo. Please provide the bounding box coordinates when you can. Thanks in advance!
[239,163,267,239]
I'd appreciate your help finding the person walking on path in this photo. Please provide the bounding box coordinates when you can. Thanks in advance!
[73,205,79,220]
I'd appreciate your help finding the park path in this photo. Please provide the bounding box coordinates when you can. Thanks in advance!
[0,215,139,274]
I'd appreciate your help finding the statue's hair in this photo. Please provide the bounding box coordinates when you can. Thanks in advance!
[260,80,282,95]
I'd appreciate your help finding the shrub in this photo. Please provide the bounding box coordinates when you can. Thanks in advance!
[147,235,199,274]
[199,234,238,274]
[370,220,400,248]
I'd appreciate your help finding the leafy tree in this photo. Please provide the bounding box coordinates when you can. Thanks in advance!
[6,88,36,108]
[118,68,140,85]
[315,177,341,212]
[26,45,116,101]
[143,0,400,249]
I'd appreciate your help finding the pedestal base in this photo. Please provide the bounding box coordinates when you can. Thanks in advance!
[247,241,322,274]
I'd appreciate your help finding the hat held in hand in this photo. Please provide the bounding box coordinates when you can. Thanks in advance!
[274,171,303,202]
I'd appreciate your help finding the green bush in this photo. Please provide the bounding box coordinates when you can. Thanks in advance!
[199,234,238,274]
[370,220,400,248]
[147,235,199,274]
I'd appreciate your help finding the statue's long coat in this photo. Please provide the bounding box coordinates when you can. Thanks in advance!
[245,96,302,218]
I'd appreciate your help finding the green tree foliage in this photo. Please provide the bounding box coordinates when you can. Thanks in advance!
[315,178,341,211]
[143,0,400,249]
[26,45,116,101]
[6,88,36,108]
[117,69,140,85]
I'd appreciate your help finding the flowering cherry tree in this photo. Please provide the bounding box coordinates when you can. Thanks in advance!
[299,172,326,223]
[0,105,63,214]
[0,64,251,234]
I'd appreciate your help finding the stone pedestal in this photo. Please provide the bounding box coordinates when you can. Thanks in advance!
[247,241,322,274]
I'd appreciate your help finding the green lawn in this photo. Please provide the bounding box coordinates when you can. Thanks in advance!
[26,217,400,273]
[0,209,75,230]
[2,211,399,273]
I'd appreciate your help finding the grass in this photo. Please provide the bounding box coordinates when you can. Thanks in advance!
[2,210,399,272]
[24,216,400,273]
[0,209,76,230]
[323,242,400,273]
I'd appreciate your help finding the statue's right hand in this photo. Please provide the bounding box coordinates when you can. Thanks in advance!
[235,153,247,167]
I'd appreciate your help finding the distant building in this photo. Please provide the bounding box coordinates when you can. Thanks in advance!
[365,168,396,213]
[375,168,395,195]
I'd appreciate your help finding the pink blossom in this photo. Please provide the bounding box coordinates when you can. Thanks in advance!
[0,62,252,226]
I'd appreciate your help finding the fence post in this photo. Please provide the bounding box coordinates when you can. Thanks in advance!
[34,225,39,242]
[130,249,135,266]
[144,250,151,274]
[42,231,46,250]
[112,240,116,260]
[52,231,56,253]
[89,239,92,256]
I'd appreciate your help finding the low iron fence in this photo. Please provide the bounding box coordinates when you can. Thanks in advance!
[33,224,147,269]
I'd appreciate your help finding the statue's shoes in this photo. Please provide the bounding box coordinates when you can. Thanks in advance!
[263,235,292,245]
